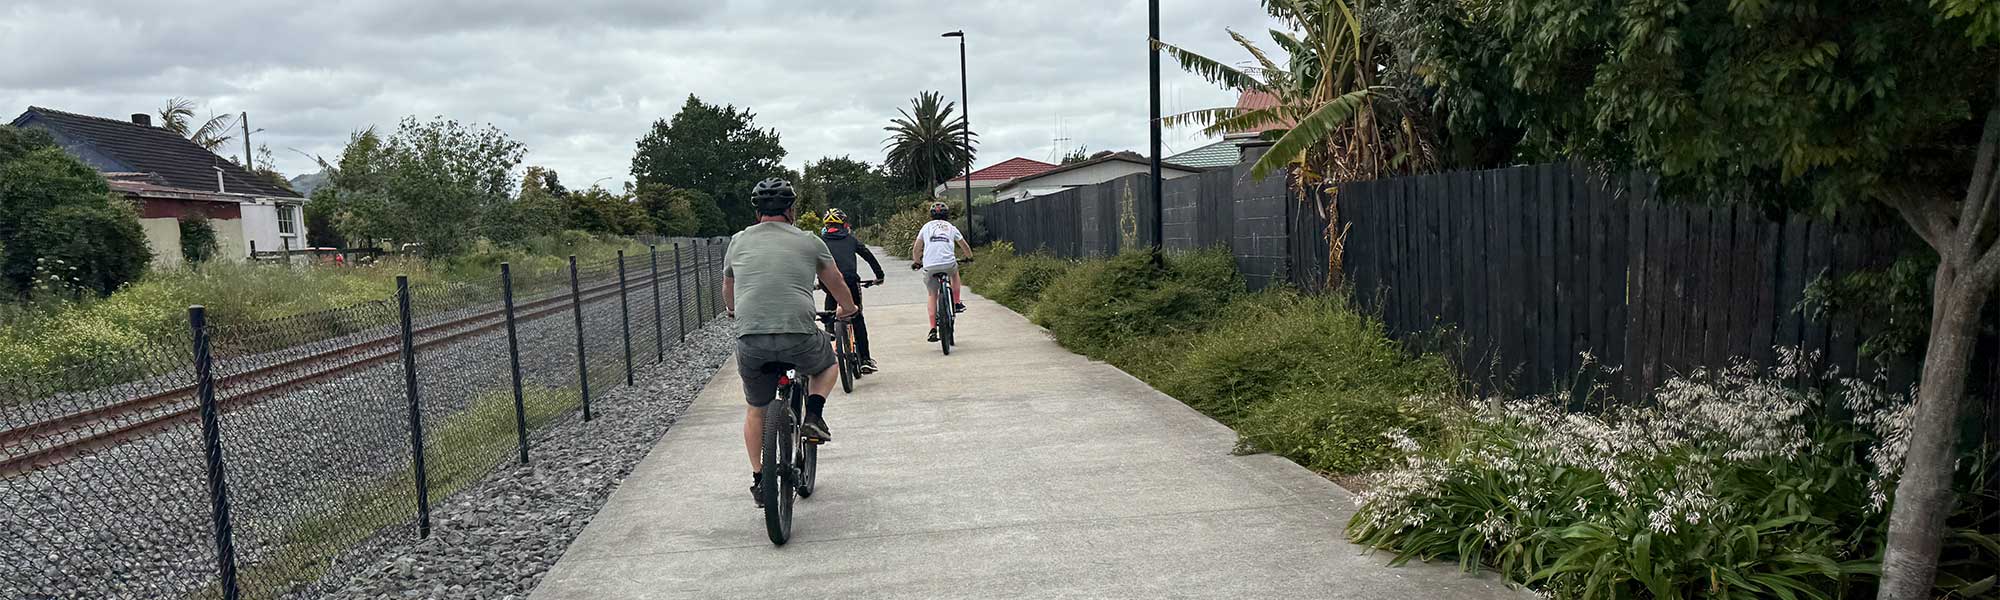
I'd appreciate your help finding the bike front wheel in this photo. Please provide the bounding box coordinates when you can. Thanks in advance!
[760,390,800,545]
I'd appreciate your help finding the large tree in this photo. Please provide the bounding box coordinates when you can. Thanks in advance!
[630,95,787,232]
[883,91,977,196]
[312,118,525,255]
[634,182,705,237]
[799,156,899,226]
[1392,1,1999,596]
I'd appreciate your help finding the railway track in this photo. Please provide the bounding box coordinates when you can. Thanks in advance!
[0,264,710,478]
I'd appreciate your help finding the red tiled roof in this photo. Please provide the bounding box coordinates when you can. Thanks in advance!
[952,157,1058,184]
[1229,91,1293,135]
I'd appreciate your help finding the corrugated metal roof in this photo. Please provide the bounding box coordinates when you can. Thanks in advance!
[1166,140,1241,168]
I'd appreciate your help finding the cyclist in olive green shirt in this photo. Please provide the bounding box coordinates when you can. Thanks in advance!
[723,178,858,508]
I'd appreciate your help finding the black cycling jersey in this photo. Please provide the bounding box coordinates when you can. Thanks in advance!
[820,225,884,280]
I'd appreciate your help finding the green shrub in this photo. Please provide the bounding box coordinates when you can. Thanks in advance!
[1152,292,1456,474]
[873,204,935,258]
[0,147,151,297]
[179,216,220,265]
[1347,357,2000,599]
[1030,249,1241,358]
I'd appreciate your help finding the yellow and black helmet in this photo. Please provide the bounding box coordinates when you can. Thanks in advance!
[823,208,848,226]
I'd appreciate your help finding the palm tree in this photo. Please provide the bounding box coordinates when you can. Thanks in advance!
[158,97,237,152]
[1156,0,1437,288]
[882,91,976,196]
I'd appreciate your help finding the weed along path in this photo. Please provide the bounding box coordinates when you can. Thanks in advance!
[530,247,1524,599]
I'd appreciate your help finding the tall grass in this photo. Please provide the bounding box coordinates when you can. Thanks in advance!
[963,244,1458,476]
[0,231,650,394]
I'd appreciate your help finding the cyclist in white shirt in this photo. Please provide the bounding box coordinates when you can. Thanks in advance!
[908,202,972,343]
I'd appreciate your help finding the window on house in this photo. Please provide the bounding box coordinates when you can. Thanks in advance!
[277,204,298,236]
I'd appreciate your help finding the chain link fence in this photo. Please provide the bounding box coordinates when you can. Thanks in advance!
[1,238,731,600]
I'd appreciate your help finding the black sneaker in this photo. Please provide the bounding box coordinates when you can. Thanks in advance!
[804,414,832,442]
[927,327,939,342]
[954,303,967,313]
[858,359,878,374]
[750,474,765,508]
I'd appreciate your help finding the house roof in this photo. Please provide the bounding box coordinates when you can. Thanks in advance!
[11,106,300,199]
[952,157,1058,184]
[1228,91,1293,137]
[1166,139,1243,169]
[993,151,1204,193]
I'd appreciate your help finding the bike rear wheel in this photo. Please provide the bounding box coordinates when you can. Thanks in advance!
[834,322,855,394]
[936,277,954,355]
[760,385,801,545]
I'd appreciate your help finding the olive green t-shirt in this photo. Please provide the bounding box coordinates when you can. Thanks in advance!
[723,221,834,336]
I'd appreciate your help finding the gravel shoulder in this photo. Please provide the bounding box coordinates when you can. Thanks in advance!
[304,323,733,600]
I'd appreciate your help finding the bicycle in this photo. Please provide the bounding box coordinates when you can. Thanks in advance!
[823,280,879,394]
[759,311,840,545]
[912,258,971,355]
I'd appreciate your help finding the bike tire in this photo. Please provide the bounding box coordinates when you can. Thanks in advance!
[760,385,799,545]
[798,442,818,498]
[835,323,855,394]
[937,278,954,356]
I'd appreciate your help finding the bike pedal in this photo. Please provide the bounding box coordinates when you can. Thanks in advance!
[803,436,828,445]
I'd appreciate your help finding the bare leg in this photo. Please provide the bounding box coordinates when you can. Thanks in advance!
[925,285,939,327]
[949,271,964,304]
[744,406,765,471]
[809,363,839,398]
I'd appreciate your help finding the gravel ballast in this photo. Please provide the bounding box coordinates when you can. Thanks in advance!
[301,323,732,600]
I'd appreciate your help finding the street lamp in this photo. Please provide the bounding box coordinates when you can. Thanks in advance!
[942,30,973,235]
[1147,0,1164,256]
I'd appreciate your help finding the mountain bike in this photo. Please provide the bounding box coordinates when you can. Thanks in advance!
[760,312,840,545]
[823,280,878,394]
[912,258,970,355]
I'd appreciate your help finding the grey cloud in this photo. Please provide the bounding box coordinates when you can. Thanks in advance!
[3,0,1276,191]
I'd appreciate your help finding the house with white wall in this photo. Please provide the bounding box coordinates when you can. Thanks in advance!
[10,107,306,266]
[991,151,1205,203]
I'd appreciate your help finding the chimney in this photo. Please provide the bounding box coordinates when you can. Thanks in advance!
[131,113,151,127]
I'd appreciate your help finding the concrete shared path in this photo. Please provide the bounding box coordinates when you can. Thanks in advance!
[531,249,1524,599]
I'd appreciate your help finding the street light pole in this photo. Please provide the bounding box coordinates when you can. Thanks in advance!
[944,30,973,235]
[1148,0,1164,256]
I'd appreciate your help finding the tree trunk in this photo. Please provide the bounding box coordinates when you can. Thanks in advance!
[1879,271,1986,599]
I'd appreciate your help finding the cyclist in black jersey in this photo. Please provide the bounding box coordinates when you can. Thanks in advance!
[818,208,885,373]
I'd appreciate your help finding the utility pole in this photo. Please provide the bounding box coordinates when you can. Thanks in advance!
[944,30,973,234]
[241,112,252,170]
[1148,0,1165,258]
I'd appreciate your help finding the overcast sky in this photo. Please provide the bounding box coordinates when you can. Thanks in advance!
[2,1,1281,191]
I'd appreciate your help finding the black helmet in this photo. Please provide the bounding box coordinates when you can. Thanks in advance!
[751,178,797,214]
[928,201,950,220]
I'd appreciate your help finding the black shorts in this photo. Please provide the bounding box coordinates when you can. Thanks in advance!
[735,332,837,407]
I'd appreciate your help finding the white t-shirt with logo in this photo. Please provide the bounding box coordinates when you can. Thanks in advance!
[918,220,962,267]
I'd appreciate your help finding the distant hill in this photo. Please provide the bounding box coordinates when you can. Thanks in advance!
[288,171,330,196]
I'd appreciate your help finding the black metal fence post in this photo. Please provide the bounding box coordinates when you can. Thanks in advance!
[501,263,528,465]
[693,240,706,326]
[190,306,240,600]
[569,256,592,422]
[618,250,634,386]
[674,243,687,341]
[396,275,432,538]
[650,245,664,362]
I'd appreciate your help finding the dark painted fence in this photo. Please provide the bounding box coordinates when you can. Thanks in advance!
[977,151,1297,290]
[1337,164,1916,398]
[980,160,1940,396]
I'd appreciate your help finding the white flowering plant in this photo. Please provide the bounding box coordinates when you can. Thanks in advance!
[1347,349,2000,599]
